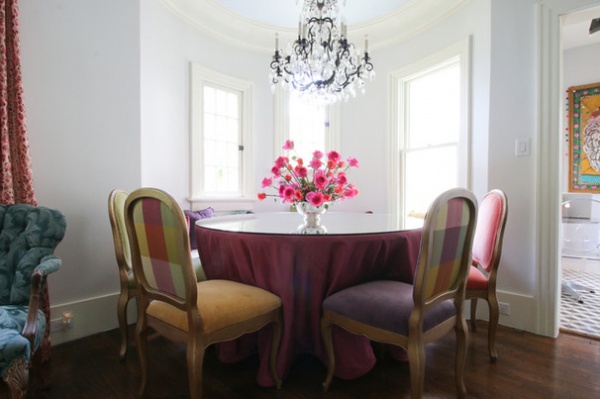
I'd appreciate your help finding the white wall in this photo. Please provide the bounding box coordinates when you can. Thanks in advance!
[19,0,142,344]
[141,0,279,213]
[488,0,538,295]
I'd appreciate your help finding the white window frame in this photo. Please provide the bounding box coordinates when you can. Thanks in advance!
[389,38,471,226]
[189,63,254,211]
[273,86,341,156]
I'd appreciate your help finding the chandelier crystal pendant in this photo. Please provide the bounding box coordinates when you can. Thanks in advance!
[269,0,375,104]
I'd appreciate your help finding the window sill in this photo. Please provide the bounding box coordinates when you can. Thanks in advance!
[187,197,256,213]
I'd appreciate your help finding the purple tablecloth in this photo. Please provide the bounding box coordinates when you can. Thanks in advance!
[195,224,422,387]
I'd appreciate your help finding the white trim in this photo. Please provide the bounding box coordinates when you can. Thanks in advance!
[534,0,600,338]
[50,293,132,346]
[159,0,469,53]
[535,3,563,338]
[273,85,289,156]
[189,63,254,206]
[388,37,471,224]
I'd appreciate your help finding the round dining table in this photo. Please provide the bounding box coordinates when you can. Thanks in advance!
[195,212,422,387]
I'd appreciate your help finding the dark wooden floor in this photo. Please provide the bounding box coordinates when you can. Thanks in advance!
[28,322,600,399]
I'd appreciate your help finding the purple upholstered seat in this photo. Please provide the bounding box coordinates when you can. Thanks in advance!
[323,280,456,336]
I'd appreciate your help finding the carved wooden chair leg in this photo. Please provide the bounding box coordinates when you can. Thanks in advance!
[2,358,29,399]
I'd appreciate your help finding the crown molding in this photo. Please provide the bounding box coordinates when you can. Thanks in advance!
[159,0,469,53]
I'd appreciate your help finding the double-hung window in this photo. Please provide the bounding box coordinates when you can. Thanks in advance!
[390,39,470,228]
[190,63,253,211]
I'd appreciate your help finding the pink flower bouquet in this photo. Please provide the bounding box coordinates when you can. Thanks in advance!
[258,140,359,208]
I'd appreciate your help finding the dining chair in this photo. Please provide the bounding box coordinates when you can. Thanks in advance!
[321,187,477,399]
[124,187,283,398]
[108,189,135,361]
[466,189,508,362]
[108,189,208,360]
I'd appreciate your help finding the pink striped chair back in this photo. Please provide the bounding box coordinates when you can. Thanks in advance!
[414,188,478,305]
[125,188,197,309]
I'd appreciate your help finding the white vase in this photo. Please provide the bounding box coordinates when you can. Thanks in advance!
[295,202,328,235]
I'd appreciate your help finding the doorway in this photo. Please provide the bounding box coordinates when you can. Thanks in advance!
[560,4,600,337]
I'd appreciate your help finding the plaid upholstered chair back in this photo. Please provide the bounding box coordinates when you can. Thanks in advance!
[125,188,197,310]
[413,188,478,307]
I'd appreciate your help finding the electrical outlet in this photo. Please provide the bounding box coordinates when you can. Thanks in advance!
[50,311,74,332]
[50,318,64,332]
[499,302,510,316]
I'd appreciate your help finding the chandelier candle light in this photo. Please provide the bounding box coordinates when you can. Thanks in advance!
[258,140,359,234]
[269,0,375,104]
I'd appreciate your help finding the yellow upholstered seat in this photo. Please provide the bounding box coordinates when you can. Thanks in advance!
[125,188,283,399]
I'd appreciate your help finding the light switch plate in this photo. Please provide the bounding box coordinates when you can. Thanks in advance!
[516,138,530,157]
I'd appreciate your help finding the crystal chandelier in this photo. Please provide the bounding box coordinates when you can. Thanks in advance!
[269,0,375,104]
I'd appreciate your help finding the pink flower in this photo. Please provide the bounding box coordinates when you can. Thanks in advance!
[283,140,295,150]
[310,158,322,169]
[306,191,324,206]
[297,166,308,178]
[259,148,359,206]
[275,156,287,168]
[344,187,359,198]
[282,186,296,201]
[327,150,340,163]
[314,170,328,190]
[261,177,273,188]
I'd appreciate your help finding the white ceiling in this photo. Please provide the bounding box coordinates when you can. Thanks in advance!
[163,0,600,51]
[162,0,469,52]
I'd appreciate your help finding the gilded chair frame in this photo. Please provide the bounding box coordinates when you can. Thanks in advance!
[466,189,508,362]
[108,189,136,360]
[125,188,282,399]
[321,188,478,399]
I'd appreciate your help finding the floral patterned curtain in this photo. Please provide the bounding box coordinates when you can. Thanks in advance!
[0,0,36,205]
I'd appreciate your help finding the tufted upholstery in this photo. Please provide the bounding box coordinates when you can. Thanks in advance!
[0,204,65,398]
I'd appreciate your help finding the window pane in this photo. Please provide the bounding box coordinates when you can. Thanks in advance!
[404,145,458,229]
[407,63,460,149]
[289,92,327,159]
[402,58,462,229]
[203,84,241,194]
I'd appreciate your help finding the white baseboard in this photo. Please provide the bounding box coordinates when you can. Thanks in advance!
[49,292,137,346]
[469,290,536,332]
[49,289,535,347]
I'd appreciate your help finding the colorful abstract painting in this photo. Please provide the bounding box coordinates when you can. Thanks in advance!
[568,82,600,192]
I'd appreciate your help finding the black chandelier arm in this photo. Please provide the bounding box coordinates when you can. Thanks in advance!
[291,37,312,60]
[307,17,336,51]
[363,53,374,72]
[270,51,282,73]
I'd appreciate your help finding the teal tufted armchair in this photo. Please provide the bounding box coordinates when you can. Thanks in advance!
[0,204,66,399]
